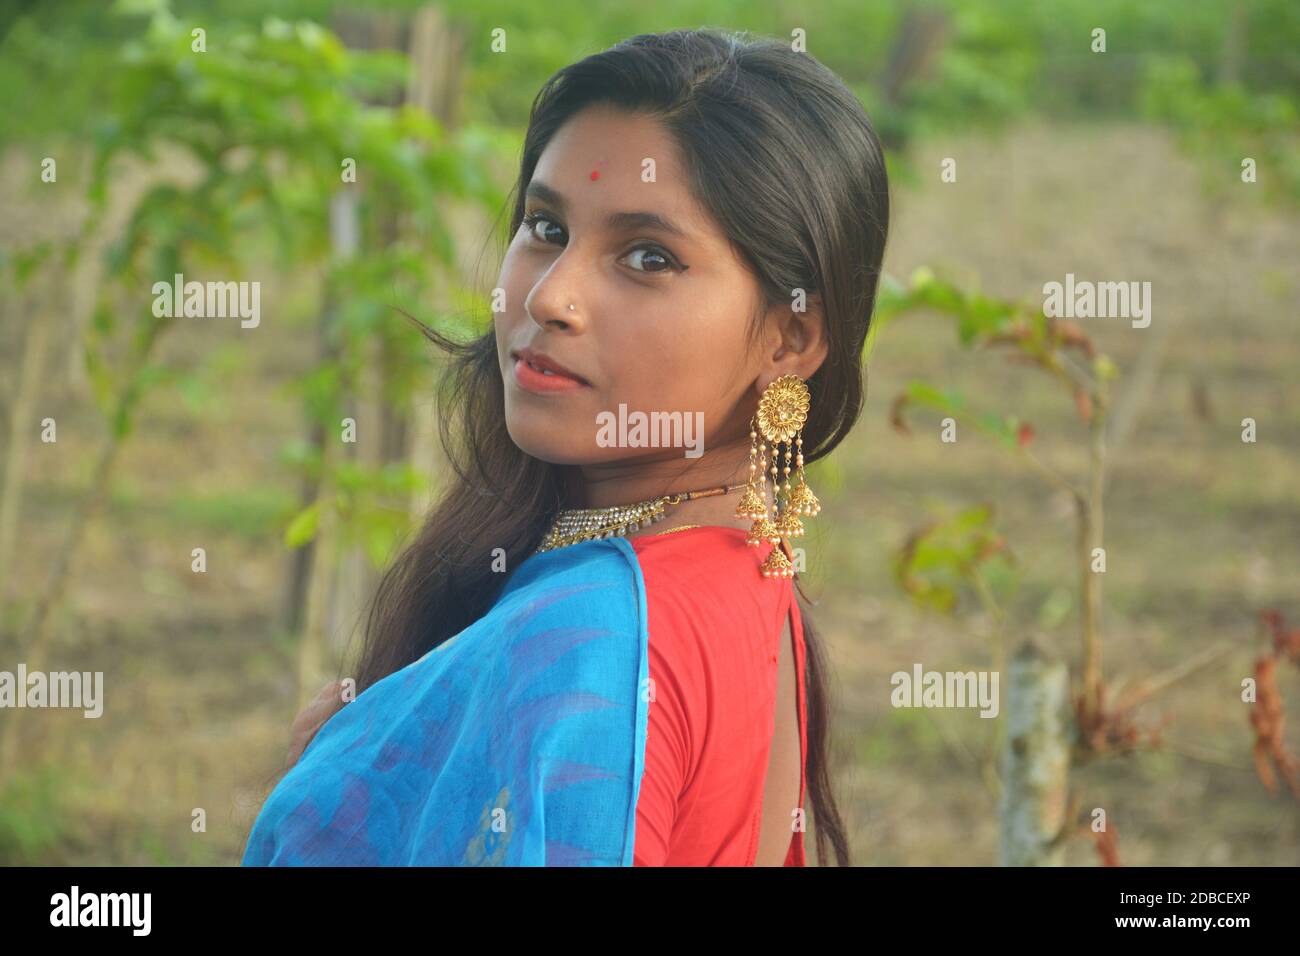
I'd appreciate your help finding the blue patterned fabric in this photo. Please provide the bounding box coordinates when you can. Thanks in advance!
[241,537,650,866]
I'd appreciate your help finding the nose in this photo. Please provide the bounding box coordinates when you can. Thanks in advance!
[523,256,590,333]
[525,300,581,333]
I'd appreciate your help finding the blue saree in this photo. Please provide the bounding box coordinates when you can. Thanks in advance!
[240,537,650,866]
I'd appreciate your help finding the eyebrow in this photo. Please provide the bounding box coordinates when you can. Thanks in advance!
[525,180,689,239]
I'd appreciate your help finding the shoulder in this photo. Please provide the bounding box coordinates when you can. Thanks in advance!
[628,525,779,587]
[627,525,795,743]
[501,536,646,615]
[487,538,652,669]
[628,526,794,633]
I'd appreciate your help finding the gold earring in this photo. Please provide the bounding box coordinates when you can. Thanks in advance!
[735,373,820,578]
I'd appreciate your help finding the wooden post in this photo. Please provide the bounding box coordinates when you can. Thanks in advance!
[0,286,49,602]
[294,189,358,710]
[406,5,464,523]
[999,640,1071,865]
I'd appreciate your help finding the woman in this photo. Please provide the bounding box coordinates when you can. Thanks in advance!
[242,27,889,867]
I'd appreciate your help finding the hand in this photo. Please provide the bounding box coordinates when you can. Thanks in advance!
[286,679,347,767]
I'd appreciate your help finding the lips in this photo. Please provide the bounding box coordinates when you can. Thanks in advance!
[510,347,590,393]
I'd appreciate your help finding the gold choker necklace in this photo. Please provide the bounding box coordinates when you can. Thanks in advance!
[535,482,751,553]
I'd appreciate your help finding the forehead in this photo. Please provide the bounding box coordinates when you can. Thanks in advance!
[530,104,719,240]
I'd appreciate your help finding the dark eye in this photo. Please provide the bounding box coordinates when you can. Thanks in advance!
[622,246,676,273]
[521,211,565,245]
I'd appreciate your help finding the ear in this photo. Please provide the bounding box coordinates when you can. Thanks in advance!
[753,292,829,396]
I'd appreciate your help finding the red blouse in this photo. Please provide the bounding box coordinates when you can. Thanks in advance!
[628,525,808,866]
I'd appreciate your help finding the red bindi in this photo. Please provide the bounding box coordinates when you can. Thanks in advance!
[590,170,599,180]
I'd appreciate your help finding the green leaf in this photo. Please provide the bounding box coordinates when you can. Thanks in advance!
[283,501,321,549]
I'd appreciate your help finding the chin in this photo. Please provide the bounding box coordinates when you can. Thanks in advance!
[503,412,596,466]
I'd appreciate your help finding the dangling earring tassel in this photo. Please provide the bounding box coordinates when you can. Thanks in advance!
[760,541,794,578]
[759,434,790,574]
[786,433,820,516]
[735,417,768,521]
[741,426,779,545]
[773,432,803,538]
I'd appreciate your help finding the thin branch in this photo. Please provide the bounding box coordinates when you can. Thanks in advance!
[1016,443,1087,503]
[1079,395,1106,714]
[1131,738,1252,772]
[1115,641,1239,709]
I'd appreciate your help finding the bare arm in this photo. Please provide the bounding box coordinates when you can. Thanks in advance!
[285,679,347,767]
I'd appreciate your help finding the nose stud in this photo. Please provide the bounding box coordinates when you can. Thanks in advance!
[568,304,575,311]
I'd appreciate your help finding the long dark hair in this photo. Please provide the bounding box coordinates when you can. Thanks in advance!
[353,28,889,866]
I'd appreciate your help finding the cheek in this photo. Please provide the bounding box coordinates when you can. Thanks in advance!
[592,347,739,464]
[615,310,746,414]
[496,244,523,309]
[493,248,531,352]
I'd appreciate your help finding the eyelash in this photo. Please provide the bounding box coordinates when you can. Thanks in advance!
[519,211,687,275]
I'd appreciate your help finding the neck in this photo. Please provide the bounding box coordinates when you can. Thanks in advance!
[565,433,771,533]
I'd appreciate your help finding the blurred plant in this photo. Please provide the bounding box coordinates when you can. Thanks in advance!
[1140,54,1300,207]
[877,265,1123,741]
[872,266,1290,865]
[891,500,1020,798]
[893,502,1017,617]
[0,0,503,775]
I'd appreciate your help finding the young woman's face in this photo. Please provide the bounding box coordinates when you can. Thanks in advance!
[494,104,782,468]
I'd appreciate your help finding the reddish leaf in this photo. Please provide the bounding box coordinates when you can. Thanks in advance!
[1260,609,1300,667]
[1092,822,1122,867]
[1249,654,1300,799]
[1053,319,1096,358]
[1074,387,1094,423]
[889,393,911,435]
